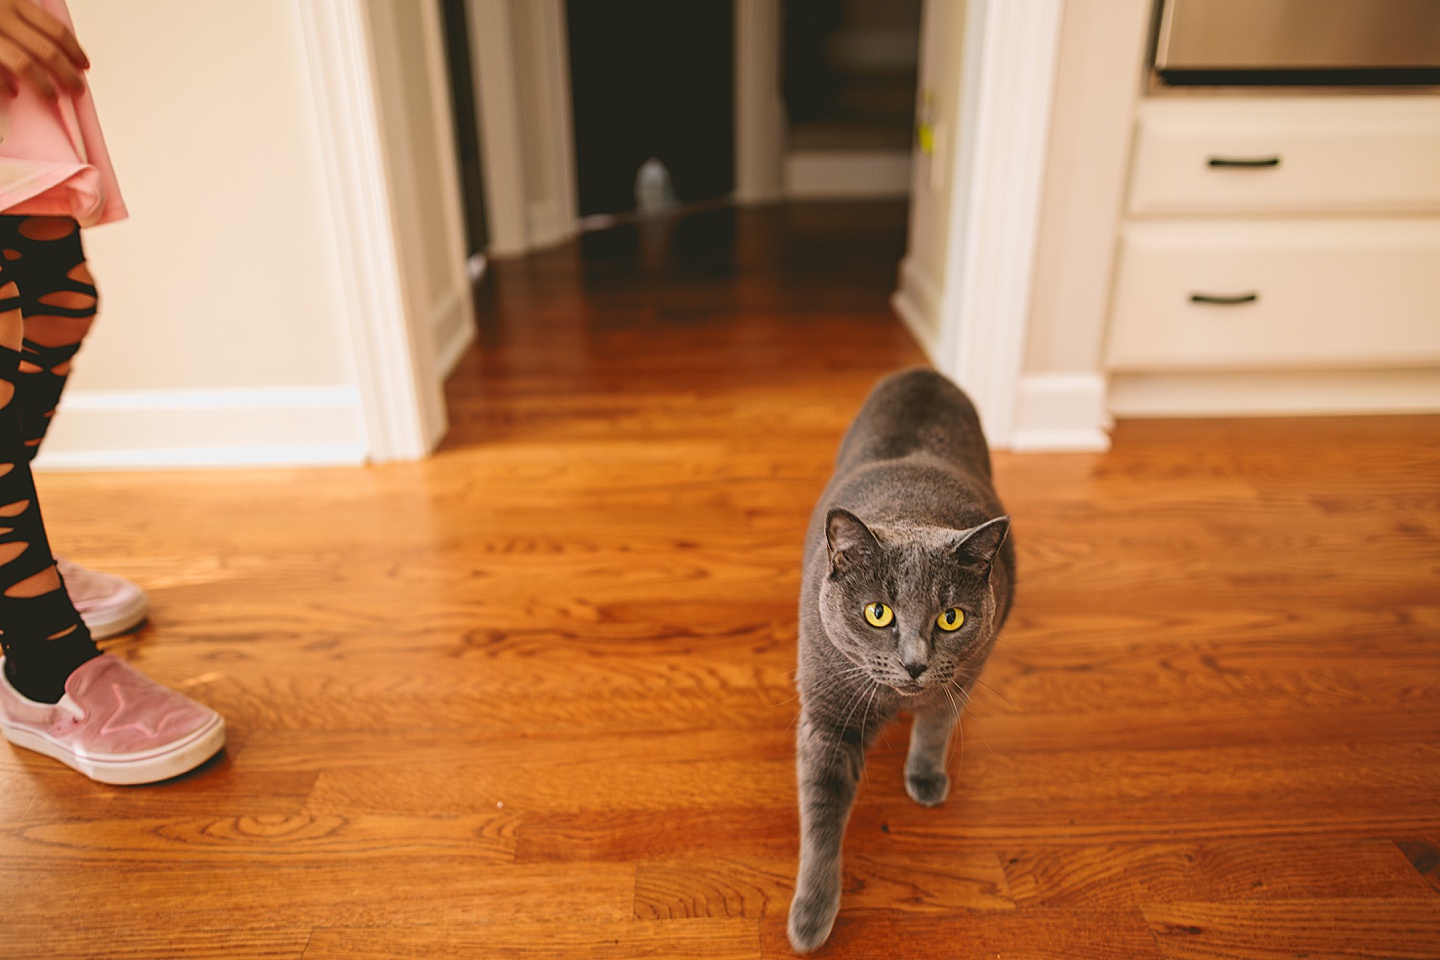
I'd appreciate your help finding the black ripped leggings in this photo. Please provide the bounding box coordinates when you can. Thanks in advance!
[0,215,101,703]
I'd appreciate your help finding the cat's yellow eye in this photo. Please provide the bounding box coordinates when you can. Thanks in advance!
[936,607,965,632]
[863,602,894,628]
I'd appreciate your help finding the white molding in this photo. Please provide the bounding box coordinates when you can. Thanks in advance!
[435,287,477,378]
[1110,369,1440,417]
[535,0,580,238]
[1010,372,1112,451]
[469,0,578,256]
[33,387,367,471]
[527,195,576,250]
[934,0,1065,448]
[785,150,912,199]
[467,0,529,256]
[413,0,478,399]
[297,0,436,462]
[891,256,942,358]
[735,0,786,204]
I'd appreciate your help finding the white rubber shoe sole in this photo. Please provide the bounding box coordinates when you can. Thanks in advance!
[1,711,225,785]
[79,588,149,640]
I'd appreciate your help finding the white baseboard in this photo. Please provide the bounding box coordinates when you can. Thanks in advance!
[434,286,477,379]
[785,150,912,199]
[1009,372,1112,451]
[32,386,368,471]
[436,310,476,380]
[1109,369,1440,417]
[891,256,942,361]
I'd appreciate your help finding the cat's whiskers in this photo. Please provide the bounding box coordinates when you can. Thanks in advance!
[857,680,880,787]
[954,670,1013,709]
[946,675,996,755]
[940,681,965,771]
[822,673,879,771]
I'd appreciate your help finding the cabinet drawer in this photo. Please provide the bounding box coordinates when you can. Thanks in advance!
[1128,98,1440,215]
[1106,219,1440,371]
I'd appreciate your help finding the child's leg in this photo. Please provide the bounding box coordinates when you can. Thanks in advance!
[8,216,98,457]
[0,216,99,703]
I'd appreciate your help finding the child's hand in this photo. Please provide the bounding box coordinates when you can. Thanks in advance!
[0,0,88,100]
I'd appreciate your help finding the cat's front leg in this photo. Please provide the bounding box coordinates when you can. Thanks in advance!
[788,710,863,954]
[904,701,957,807]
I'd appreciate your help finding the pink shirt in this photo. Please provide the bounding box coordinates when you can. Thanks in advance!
[0,0,126,226]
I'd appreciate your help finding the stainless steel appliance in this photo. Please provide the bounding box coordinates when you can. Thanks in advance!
[1154,0,1440,85]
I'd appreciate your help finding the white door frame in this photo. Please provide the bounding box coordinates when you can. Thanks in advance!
[298,0,442,461]
[467,0,579,256]
[931,0,1066,448]
[734,0,786,203]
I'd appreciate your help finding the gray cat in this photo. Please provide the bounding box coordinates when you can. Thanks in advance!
[788,368,1015,953]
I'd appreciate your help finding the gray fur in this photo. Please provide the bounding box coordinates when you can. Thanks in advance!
[787,368,1015,953]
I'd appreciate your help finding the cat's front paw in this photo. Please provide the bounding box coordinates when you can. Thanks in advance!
[787,884,840,954]
[905,769,950,807]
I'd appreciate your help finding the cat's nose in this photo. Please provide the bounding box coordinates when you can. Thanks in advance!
[902,661,928,680]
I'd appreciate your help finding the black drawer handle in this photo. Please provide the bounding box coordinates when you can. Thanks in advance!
[1208,155,1280,168]
[1191,292,1258,305]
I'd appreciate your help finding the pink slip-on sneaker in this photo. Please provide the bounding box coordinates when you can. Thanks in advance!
[0,654,225,784]
[57,558,149,640]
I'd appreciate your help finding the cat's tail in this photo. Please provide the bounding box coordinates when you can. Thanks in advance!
[834,367,992,477]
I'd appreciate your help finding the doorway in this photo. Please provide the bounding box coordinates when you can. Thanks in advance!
[565,0,736,217]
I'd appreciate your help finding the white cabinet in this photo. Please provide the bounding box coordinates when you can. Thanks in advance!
[1105,95,1440,415]
[1128,98,1440,214]
[1109,219,1440,369]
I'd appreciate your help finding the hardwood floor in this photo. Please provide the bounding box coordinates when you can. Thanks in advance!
[5,201,1439,959]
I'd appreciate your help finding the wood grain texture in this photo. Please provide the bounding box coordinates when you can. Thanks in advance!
[5,202,1438,959]
[1002,840,1436,907]
[757,910,1168,960]
[634,851,1014,919]
[302,920,762,960]
[1144,899,1440,960]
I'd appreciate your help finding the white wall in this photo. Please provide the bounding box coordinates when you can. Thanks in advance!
[36,0,365,468]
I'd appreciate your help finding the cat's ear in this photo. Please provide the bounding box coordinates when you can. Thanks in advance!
[953,516,1010,570]
[826,508,879,575]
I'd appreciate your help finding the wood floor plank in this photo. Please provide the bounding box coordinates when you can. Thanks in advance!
[1,925,311,960]
[302,759,796,815]
[1,859,635,927]
[516,808,799,863]
[634,851,1014,920]
[235,728,796,773]
[1002,840,1436,907]
[0,811,518,863]
[0,760,315,826]
[1143,899,1440,960]
[756,909,1166,960]
[301,919,761,960]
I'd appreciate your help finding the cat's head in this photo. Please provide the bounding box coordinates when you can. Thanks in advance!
[818,507,1010,696]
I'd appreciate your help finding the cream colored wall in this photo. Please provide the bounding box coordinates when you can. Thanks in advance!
[64,0,355,393]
